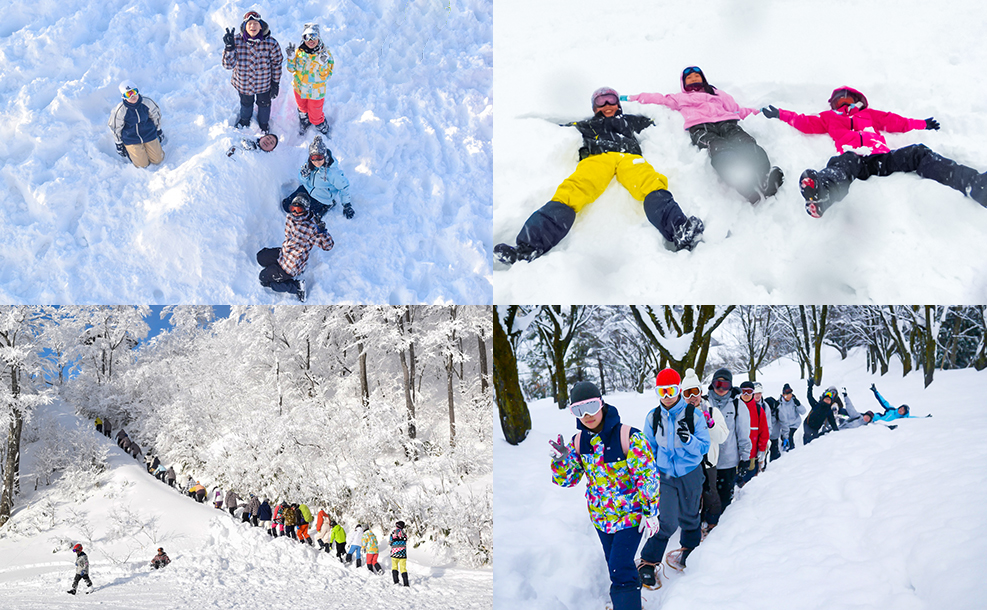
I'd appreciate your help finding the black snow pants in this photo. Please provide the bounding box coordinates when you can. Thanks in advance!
[701,462,722,527]
[715,466,737,514]
[71,573,93,591]
[689,120,773,202]
[257,248,301,295]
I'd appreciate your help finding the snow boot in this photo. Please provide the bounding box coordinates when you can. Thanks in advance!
[665,547,693,571]
[356,558,362,568]
[295,279,306,302]
[671,216,704,252]
[315,120,331,136]
[637,561,660,590]
[258,122,270,134]
[494,241,542,266]
[298,112,312,135]
[392,569,400,585]
[67,590,76,595]
[345,553,353,565]
[402,572,409,587]
[235,118,250,129]
[799,169,842,218]
[762,165,784,199]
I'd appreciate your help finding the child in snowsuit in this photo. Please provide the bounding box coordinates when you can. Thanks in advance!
[762,86,987,217]
[286,23,334,135]
[494,87,704,265]
[257,189,334,302]
[363,526,383,573]
[624,66,783,203]
[639,369,710,587]
[348,524,364,567]
[109,81,165,169]
[67,544,92,595]
[870,384,913,421]
[549,381,659,610]
[803,379,841,444]
[389,521,409,586]
[150,548,170,569]
[281,136,354,220]
[222,11,283,133]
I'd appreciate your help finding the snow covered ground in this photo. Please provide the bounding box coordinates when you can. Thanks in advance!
[0,0,492,304]
[493,0,987,303]
[0,400,492,609]
[494,350,987,610]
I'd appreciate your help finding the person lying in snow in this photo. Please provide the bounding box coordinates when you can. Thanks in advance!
[280,136,354,219]
[869,384,916,422]
[257,189,334,302]
[227,133,279,156]
[494,87,704,265]
[622,66,783,204]
[761,86,987,217]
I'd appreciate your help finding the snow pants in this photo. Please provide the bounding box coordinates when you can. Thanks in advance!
[811,145,987,206]
[769,438,781,461]
[513,152,688,257]
[715,466,737,513]
[785,428,798,451]
[297,523,310,542]
[71,573,92,591]
[257,248,302,295]
[238,90,272,129]
[294,90,326,126]
[641,465,704,564]
[701,462,722,527]
[124,138,164,168]
[689,120,772,201]
[335,541,347,560]
[282,184,331,218]
[595,526,643,610]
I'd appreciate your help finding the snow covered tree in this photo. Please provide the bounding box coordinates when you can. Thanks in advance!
[629,306,735,377]
[531,306,592,408]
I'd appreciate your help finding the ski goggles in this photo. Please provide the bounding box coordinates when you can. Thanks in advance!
[303,32,319,41]
[655,385,680,399]
[683,66,702,76]
[593,92,619,108]
[309,154,325,162]
[712,379,732,391]
[823,390,837,400]
[243,10,262,22]
[122,87,138,98]
[569,397,604,418]
[682,387,701,399]
[740,389,754,397]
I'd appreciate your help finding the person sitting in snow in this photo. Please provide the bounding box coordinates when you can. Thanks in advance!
[494,87,705,265]
[869,384,915,422]
[108,81,165,169]
[222,10,283,133]
[549,381,659,610]
[622,66,783,204]
[286,23,334,136]
[67,543,92,595]
[761,87,987,217]
[256,188,334,302]
[150,547,171,569]
[282,136,355,220]
[836,388,873,429]
[803,378,841,444]
[389,520,410,587]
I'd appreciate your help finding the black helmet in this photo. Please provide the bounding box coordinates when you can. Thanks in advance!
[288,193,311,215]
[396,520,406,529]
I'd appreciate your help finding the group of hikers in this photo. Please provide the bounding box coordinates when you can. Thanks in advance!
[549,370,917,610]
[107,9,353,302]
[495,66,987,265]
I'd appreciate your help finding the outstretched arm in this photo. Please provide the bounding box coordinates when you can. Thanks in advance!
[777,109,830,135]
[867,109,930,134]
[871,385,893,414]
[626,91,681,111]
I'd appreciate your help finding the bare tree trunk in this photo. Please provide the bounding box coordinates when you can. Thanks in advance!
[447,352,456,448]
[477,335,489,394]
[923,306,937,388]
[493,306,531,445]
[597,354,606,396]
[399,348,416,440]
[0,366,22,527]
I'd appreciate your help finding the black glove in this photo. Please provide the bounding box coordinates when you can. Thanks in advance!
[343,203,355,219]
[223,27,235,51]
[270,80,280,99]
[157,130,166,145]
[870,384,877,392]
[116,142,128,158]
[807,377,815,389]
[676,419,690,444]
[925,117,940,130]
[316,219,327,234]
[761,105,780,119]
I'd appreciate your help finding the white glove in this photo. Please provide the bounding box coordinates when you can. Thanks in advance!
[548,434,571,463]
[638,513,660,539]
[757,451,766,470]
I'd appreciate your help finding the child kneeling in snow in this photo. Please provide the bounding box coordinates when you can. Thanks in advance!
[150,547,170,569]
[108,81,165,169]
[281,136,354,220]
[257,189,333,302]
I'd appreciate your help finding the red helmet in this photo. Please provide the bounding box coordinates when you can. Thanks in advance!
[72,544,83,552]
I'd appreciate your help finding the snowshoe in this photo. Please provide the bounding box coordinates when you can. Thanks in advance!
[671,216,704,252]
[665,547,692,571]
[637,561,661,590]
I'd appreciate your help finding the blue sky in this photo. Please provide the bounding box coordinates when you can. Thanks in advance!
[145,306,232,340]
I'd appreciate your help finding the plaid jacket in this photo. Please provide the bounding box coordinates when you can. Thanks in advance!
[222,27,283,95]
[278,213,334,277]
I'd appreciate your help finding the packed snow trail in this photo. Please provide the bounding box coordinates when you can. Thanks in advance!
[0,0,492,304]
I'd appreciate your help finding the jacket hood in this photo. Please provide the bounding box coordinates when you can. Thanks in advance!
[241,19,271,40]
[681,67,716,95]
[828,86,868,111]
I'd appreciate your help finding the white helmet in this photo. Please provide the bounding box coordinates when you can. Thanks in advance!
[119,81,138,96]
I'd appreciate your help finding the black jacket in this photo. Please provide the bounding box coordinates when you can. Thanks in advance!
[805,387,840,433]
[567,112,654,160]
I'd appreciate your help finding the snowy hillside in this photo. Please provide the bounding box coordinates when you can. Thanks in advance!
[493,0,987,303]
[493,350,987,609]
[0,0,492,304]
[0,400,492,609]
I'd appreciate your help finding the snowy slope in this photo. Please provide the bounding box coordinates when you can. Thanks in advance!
[493,350,987,610]
[0,401,492,609]
[0,0,492,304]
[493,0,987,303]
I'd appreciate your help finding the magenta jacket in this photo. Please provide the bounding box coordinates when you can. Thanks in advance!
[627,74,758,130]
[776,86,927,155]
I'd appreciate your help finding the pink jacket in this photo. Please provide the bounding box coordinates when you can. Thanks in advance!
[627,77,758,130]
[777,86,926,155]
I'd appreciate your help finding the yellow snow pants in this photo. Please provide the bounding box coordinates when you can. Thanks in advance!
[551,152,669,213]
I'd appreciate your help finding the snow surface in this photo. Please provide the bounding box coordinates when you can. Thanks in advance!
[0,0,492,304]
[493,0,987,303]
[494,348,987,609]
[0,400,492,609]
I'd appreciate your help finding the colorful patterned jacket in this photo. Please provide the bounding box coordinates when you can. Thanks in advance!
[287,42,334,100]
[551,405,658,534]
[278,213,334,277]
[362,529,379,554]
[389,527,407,558]
[221,20,283,96]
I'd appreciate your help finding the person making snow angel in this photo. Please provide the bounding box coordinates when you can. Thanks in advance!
[638,369,710,590]
[761,86,987,217]
[108,82,165,169]
[222,10,283,133]
[494,87,705,265]
[286,23,334,136]
[282,136,355,219]
[622,66,783,204]
[257,189,334,302]
[869,384,914,422]
[549,381,659,610]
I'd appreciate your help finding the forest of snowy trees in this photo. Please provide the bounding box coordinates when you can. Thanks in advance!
[0,306,492,566]
[495,305,987,445]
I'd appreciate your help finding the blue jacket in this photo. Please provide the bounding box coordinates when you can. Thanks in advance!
[257,501,272,521]
[872,387,913,422]
[643,398,710,477]
[299,160,351,208]
[108,95,162,145]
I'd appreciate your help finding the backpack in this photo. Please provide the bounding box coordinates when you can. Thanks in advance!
[651,404,697,438]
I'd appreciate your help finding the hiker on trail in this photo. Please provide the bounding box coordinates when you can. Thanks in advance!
[225,490,239,517]
[363,526,383,574]
[348,524,364,567]
[390,520,410,587]
[66,544,92,595]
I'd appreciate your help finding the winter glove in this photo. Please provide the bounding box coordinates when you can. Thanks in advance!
[638,513,660,539]
[703,409,715,429]
[342,203,355,219]
[841,387,848,398]
[807,378,815,389]
[618,95,628,102]
[548,434,571,463]
[757,451,766,470]
[676,419,691,444]
[317,51,330,65]
[749,457,756,471]
[157,130,166,145]
[269,80,280,99]
[925,117,940,130]
[115,142,128,158]
[286,42,296,58]
[870,384,877,392]
[761,105,780,119]
[316,218,327,235]
[223,27,236,51]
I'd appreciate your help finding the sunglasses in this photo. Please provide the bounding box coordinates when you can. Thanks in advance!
[310,154,325,162]
[593,94,619,108]
[683,66,702,76]
[569,397,604,418]
[682,387,701,399]
[655,385,680,399]
[713,379,731,391]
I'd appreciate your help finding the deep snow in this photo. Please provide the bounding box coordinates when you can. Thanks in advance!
[494,349,987,609]
[0,400,492,609]
[0,0,492,304]
[493,0,987,303]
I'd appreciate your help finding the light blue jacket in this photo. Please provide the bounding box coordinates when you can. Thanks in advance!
[300,160,352,207]
[643,398,710,478]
